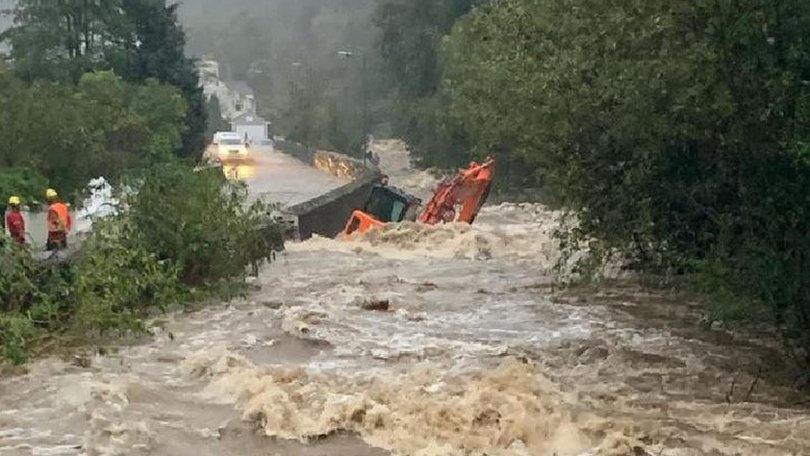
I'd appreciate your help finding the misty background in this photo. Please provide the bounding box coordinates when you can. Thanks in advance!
[0,0,473,165]
[178,0,394,155]
[0,0,12,52]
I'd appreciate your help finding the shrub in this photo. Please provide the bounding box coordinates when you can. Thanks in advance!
[0,239,40,313]
[126,163,284,286]
[0,163,284,365]
[0,167,49,205]
[0,237,66,364]
[72,218,183,333]
[0,313,35,365]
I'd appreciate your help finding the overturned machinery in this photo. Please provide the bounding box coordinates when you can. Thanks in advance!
[341,157,495,238]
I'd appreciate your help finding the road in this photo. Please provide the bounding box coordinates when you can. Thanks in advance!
[215,145,345,206]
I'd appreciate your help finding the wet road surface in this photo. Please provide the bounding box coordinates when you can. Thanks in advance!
[218,145,344,206]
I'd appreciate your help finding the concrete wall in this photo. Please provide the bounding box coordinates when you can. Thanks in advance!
[275,140,315,165]
[275,141,381,239]
[313,151,367,180]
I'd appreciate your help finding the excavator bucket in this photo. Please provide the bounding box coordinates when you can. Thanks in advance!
[342,210,388,238]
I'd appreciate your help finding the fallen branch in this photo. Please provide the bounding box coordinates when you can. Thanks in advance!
[725,371,740,403]
[742,367,762,402]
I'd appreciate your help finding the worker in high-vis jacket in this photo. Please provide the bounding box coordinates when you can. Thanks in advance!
[5,196,26,245]
[45,188,72,251]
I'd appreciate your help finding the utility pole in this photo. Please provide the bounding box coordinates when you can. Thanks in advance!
[337,50,370,154]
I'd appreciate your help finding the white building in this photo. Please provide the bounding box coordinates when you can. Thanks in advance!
[198,60,257,122]
[231,113,269,144]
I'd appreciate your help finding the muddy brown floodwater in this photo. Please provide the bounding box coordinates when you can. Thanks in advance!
[1,140,809,456]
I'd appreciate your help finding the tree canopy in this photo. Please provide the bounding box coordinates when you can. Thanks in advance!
[0,70,187,196]
[442,0,810,362]
[373,0,479,169]
[2,0,205,158]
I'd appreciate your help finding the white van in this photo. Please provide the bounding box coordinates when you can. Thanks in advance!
[212,131,250,163]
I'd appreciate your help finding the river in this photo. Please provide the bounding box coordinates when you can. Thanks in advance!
[1,141,808,456]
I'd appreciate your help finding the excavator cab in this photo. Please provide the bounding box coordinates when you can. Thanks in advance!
[342,184,421,238]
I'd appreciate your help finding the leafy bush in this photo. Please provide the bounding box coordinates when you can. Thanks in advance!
[0,236,69,364]
[0,313,35,365]
[0,71,187,198]
[72,218,183,332]
[0,164,284,365]
[127,163,284,286]
[0,239,40,313]
[699,154,810,364]
[0,168,49,205]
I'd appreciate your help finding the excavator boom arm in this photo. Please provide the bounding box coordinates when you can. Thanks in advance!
[418,157,495,225]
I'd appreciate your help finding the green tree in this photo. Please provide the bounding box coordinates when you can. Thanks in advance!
[0,71,186,196]
[116,0,206,159]
[374,0,480,170]
[443,0,810,363]
[376,0,479,97]
[2,0,205,159]
[2,0,126,81]
[204,95,231,140]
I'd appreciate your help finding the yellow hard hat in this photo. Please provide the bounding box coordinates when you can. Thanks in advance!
[45,188,58,199]
[8,196,21,206]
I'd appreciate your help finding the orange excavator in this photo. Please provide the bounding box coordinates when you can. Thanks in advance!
[341,157,495,238]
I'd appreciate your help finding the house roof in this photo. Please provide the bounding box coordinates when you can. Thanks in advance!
[231,112,267,125]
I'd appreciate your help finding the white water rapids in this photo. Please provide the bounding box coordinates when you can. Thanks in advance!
[1,141,808,455]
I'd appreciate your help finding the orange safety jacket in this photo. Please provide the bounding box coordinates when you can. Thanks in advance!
[47,202,72,236]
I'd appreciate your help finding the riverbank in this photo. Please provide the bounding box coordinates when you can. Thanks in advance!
[0,164,283,365]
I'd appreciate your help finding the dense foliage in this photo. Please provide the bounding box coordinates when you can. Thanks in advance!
[0,165,284,364]
[0,167,49,205]
[204,95,231,141]
[442,0,810,363]
[0,70,186,197]
[127,164,284,285]
[2,0,205,158]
